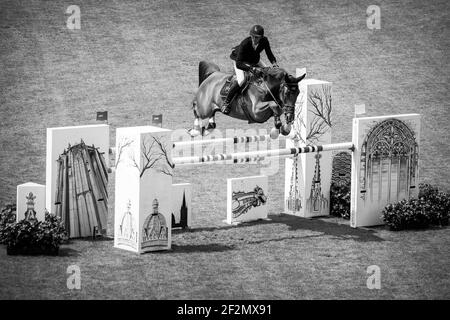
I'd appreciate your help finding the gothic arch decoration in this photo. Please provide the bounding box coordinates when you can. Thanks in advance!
[359,119,419,203]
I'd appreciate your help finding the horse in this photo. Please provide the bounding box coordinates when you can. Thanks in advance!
[189,61,306,137]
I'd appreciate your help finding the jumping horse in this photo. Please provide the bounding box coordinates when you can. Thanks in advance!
[189,61,306,137]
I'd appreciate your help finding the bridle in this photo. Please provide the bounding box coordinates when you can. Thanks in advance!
[261,77,296,121]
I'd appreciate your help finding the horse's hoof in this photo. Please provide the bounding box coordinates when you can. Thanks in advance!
[280,124,291,136]
[286,129,297,140]
[188,128,202,137]
[269,128,280,139]
[207,122,216,130]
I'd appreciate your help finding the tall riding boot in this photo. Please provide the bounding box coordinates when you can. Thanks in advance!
[222,80,240,114]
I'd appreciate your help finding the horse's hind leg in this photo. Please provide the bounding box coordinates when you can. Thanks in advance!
[188,101,203,137]
[204,106,220,136]
[204,118,216,136]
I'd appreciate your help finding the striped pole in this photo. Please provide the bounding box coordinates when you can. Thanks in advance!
[172,134,284,149]
[172,142,354,166]
[174,151,295,167]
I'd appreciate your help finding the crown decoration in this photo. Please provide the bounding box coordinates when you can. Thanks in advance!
[26,192,36,208]
[142,198,168,249]
[152,198,159,211]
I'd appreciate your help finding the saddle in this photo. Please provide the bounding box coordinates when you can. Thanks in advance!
[219,74,261,124]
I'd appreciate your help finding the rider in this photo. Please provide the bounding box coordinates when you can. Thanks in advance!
[222,25,279,114]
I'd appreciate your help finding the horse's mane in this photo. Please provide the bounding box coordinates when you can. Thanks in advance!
[263,67,287,81]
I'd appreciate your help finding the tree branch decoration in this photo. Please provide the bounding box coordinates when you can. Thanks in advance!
[153,136,175,177]
[291,89,308,144]
[306,84,332,143]
[115,138,134,168]
[130,135,174,178]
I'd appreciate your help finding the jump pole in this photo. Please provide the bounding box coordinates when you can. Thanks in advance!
[172,133,285,149]
[172,142,354,166]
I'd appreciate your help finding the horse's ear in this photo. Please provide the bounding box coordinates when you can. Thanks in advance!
[294,73,306,83]
[284,74,291,82]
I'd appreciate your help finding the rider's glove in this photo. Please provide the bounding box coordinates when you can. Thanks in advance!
[252,67,262,77]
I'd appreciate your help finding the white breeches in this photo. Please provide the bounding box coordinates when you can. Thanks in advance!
[233,61,267,86]
[233,61,246,86]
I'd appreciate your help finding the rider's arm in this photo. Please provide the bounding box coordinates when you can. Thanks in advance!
[235,39,253,71]
[236,60,252,71]
[262,37,277,64]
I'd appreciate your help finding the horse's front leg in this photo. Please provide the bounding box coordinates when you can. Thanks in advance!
[267,102,282,129]
[268,102,283,138]
[274,115,282,129]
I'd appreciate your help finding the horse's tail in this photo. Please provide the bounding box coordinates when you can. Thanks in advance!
[199,61,220,86]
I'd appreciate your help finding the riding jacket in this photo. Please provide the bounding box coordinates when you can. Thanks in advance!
[230,36,277,71]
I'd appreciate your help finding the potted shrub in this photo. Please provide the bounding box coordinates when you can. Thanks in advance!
[2,209,67,256]
[382,183,450,231]
[418,183,450,227]
[0,204,16,243]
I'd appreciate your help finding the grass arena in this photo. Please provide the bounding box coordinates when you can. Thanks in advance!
[0,0,449,300]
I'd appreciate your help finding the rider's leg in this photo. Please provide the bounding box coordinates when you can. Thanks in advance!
[234,62,246,86]
[221,62,245,114]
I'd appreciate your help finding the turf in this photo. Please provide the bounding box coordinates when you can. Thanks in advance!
[0,0,449,299]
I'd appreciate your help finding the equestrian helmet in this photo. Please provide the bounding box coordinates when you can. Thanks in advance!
[250,25,264,37]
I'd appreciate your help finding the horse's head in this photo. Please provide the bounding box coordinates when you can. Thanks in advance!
[262,68,306,134]
[279,73,305,124]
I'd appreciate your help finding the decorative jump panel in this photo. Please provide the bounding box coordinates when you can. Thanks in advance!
[114,126,173,253]
[46,124,109,237]
[285,77,333,218]
[226,175,268,224]
[350,114,421,227]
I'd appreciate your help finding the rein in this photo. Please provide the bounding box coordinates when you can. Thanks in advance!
[261,79,283,110]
